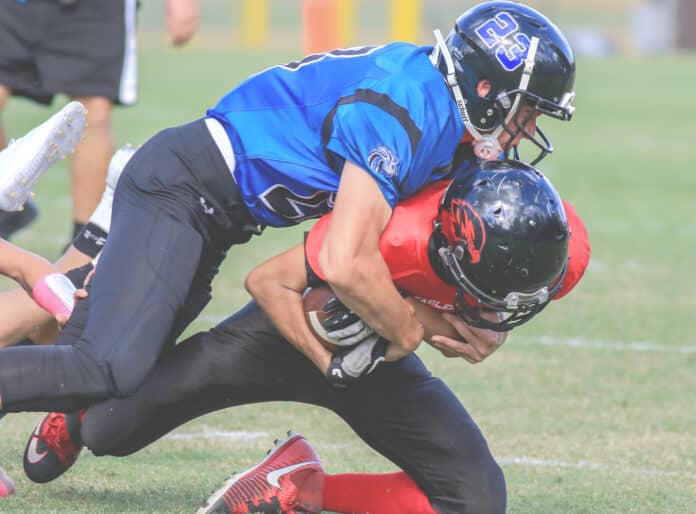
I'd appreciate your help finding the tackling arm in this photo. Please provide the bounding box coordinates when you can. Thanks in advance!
[318,161,424,361]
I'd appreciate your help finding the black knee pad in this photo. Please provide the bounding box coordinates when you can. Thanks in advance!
[81,403,137,457]
[430,451,507,514]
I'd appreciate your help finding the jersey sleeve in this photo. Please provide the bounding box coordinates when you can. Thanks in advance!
[304,215,333,283]
[325,99,416,208]
[554,200,591,300]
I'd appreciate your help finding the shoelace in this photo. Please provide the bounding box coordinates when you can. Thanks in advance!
[225,475,279,510]
[39,415,76,465]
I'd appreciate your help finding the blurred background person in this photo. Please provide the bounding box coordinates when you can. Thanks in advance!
[0,0,199,242]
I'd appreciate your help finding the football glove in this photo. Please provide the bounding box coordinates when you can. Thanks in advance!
[322,296,375,347]
[326,336,387,389]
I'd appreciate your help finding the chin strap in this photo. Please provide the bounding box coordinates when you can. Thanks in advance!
[431,30,540,161]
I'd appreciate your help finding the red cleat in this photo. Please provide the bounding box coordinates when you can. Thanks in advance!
[198,431,324,514]
[23,411,83,483]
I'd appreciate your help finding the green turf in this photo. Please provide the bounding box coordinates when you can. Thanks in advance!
[0,43,694,513]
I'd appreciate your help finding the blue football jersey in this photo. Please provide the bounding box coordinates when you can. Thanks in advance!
[207,43,465,227]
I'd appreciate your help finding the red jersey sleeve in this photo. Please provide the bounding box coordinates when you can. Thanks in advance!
[554,200,591,300]
[305,215,331,282]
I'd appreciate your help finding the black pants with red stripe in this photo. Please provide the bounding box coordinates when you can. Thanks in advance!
[78,301,506,514]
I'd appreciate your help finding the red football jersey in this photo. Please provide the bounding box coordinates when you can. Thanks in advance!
[305,181,590,313]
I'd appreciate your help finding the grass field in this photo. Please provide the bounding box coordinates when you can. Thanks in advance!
[0,41,695,513]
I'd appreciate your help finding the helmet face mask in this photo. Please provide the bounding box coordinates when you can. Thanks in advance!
[432,1,576,164]
[434,159,570,332]
[446,248,568,332]
[491,97,553,165]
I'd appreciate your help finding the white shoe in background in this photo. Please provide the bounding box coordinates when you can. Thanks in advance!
[0,101,87,211]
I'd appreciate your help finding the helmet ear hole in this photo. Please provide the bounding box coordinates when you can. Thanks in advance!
[476,79,492,99]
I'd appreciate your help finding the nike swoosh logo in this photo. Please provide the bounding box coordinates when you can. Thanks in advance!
[266,461,319,488]
[26,427,48,464]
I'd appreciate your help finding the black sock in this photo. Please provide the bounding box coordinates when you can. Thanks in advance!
[72,221,85,240]
[70,222,107,258]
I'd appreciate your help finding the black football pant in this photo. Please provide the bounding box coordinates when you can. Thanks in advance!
[79,301,506,514]
[0,119,259,412]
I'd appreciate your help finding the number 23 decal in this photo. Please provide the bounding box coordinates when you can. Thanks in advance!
[474,12,531,72]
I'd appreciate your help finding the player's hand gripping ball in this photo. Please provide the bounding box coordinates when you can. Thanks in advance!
[302,286,345,351]
[303,286,388,388]
[303,286,378,350]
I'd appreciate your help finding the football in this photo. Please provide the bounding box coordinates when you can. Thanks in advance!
[303,285,342,351]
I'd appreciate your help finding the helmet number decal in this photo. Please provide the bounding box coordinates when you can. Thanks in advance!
[474,12,531,72]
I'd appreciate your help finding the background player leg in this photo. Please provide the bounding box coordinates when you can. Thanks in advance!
[69,96,114,239]
[0,84,9,150]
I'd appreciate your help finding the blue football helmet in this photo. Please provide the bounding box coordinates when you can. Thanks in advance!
[431,1,576,164]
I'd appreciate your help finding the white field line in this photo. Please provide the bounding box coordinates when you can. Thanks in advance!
[163,425,268,441]
[158,428,696,481]
[162,427,352,450]
[499,456,696,480]
[514,336,696,354]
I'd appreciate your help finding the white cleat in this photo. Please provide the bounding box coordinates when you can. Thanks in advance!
[0,101,87,211]
[88,144,138,232]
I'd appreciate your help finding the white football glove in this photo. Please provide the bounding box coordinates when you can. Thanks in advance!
[326,336,387,389]
[322,296,375,347]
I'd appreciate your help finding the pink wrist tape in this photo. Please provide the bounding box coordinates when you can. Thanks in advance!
[32,273,76,318]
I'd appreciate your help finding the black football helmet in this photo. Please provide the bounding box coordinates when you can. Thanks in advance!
[430,159,570,331]
[431,1,576,164]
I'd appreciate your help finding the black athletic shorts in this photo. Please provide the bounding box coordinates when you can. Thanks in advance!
[0,0,138,105]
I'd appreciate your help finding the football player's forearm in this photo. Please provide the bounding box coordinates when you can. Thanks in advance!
[54,244,94,274]
[245,246,332,372]
[0,289,53,347]
[0,244,94,347]
[321,159,423,352]
[254,284,331,372]
[325,254,423,354]
[407,299,460,343]
[0,239,55,292]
